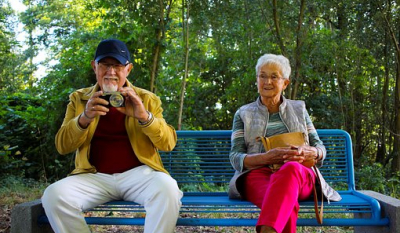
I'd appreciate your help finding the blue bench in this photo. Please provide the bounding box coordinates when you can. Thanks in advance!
[14,129,391,232]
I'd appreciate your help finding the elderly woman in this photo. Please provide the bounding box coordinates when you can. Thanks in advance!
[228,54,341,233]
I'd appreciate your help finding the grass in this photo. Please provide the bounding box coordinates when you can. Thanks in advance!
[1,175,353,233]
[0,175,48,233]
[0,176,47,205]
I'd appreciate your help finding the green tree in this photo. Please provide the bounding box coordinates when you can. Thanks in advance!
[0,0,28,93]
[1,0,400,186]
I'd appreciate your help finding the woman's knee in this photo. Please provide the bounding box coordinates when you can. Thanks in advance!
[279,161,304,173]
[275,161,312,185]
[273,162,307,181]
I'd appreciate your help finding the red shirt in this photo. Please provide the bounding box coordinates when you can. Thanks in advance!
[89,107,143,174]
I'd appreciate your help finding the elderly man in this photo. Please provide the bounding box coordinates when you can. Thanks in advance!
[42,39,182,233]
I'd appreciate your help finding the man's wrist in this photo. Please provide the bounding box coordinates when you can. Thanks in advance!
[78,113,91,129]
[82,110,95,120]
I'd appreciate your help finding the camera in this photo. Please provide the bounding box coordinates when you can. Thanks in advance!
[99,92,125,107]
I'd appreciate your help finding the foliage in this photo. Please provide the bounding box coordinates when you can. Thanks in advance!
[0,0,30,93]
[180,183,227,193]
[0,0,399,197]
[0,92,72,181]
[356,163,387,194]
[356,163,400,199]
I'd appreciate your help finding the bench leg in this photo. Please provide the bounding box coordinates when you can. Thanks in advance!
[354,190,400,233]
[11,199,54,233]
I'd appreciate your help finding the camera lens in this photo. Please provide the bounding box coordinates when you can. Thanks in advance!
[109,93,124,107]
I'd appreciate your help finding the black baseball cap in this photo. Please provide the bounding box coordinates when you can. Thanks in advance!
[94,39,131,65]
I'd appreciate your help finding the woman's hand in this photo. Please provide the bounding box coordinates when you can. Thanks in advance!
[244,147,299,170]
[266,147,301,164]
[283,145,318,166]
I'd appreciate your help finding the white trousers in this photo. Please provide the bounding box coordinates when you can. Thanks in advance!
[42,165,183,233]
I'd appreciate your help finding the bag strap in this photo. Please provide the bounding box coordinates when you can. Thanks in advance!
[259,136,271,151]
[312,166,324,224]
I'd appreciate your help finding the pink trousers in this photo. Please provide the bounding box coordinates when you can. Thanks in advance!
[244,162,315,233]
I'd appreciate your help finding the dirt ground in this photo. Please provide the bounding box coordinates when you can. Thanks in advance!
[91,225,254,233]
[0,206,252,233]
[1,205,11,233]
[2,204,352,233]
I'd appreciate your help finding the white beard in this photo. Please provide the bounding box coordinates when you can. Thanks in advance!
[102,83,118,93]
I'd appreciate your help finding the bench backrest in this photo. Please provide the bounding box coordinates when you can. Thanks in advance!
[160,129,355,192]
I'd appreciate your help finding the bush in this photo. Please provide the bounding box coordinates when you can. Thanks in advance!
[0,92,73,181]
[355,163,400,199]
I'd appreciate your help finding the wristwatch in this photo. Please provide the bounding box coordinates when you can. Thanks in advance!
[138,111,153,125]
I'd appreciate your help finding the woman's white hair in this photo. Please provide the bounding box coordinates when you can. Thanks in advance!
[255,54,291,80]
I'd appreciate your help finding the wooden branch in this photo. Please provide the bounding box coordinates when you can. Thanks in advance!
[272,0,286,56]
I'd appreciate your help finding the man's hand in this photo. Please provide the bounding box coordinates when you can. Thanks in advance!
[78,91,109,128]
[117,87,149,122]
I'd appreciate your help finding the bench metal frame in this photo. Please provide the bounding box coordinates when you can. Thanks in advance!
[38,129,390,227]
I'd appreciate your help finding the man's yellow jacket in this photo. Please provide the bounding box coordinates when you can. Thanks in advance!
[55,81,177,175]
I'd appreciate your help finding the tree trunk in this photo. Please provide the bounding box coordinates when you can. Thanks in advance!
[150,0,174,93]
[244,0,253,59]
[178,0,190,130]
[150,34,161,93]
[353,65,364,166]
[377,30,390,164]
[271,0,286,57]
[382,11,400,172]
[271,0,290,97]
[393,60,400,172]
[290,0,306,99]
[335,3,350,133]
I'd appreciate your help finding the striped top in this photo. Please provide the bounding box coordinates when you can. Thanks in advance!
[230,104,323,171]
[265,112,288,137]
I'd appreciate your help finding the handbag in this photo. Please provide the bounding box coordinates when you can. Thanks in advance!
[259,132,324,224]
[259,132,316,172]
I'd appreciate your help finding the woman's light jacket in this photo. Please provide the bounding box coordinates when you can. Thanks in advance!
[228,96,341,202]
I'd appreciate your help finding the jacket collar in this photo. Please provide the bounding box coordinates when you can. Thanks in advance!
[255,95,287,113]
[80,83,100,101]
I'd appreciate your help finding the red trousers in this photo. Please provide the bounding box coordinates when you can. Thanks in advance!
[244,162,315,233]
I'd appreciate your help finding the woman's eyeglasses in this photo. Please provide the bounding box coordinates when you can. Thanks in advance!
[258,74,283,82]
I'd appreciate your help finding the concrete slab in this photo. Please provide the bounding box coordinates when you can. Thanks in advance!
[11,199,53,233]
[354,190,400,233]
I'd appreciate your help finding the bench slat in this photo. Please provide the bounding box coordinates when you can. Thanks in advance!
[36,129,390,228]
